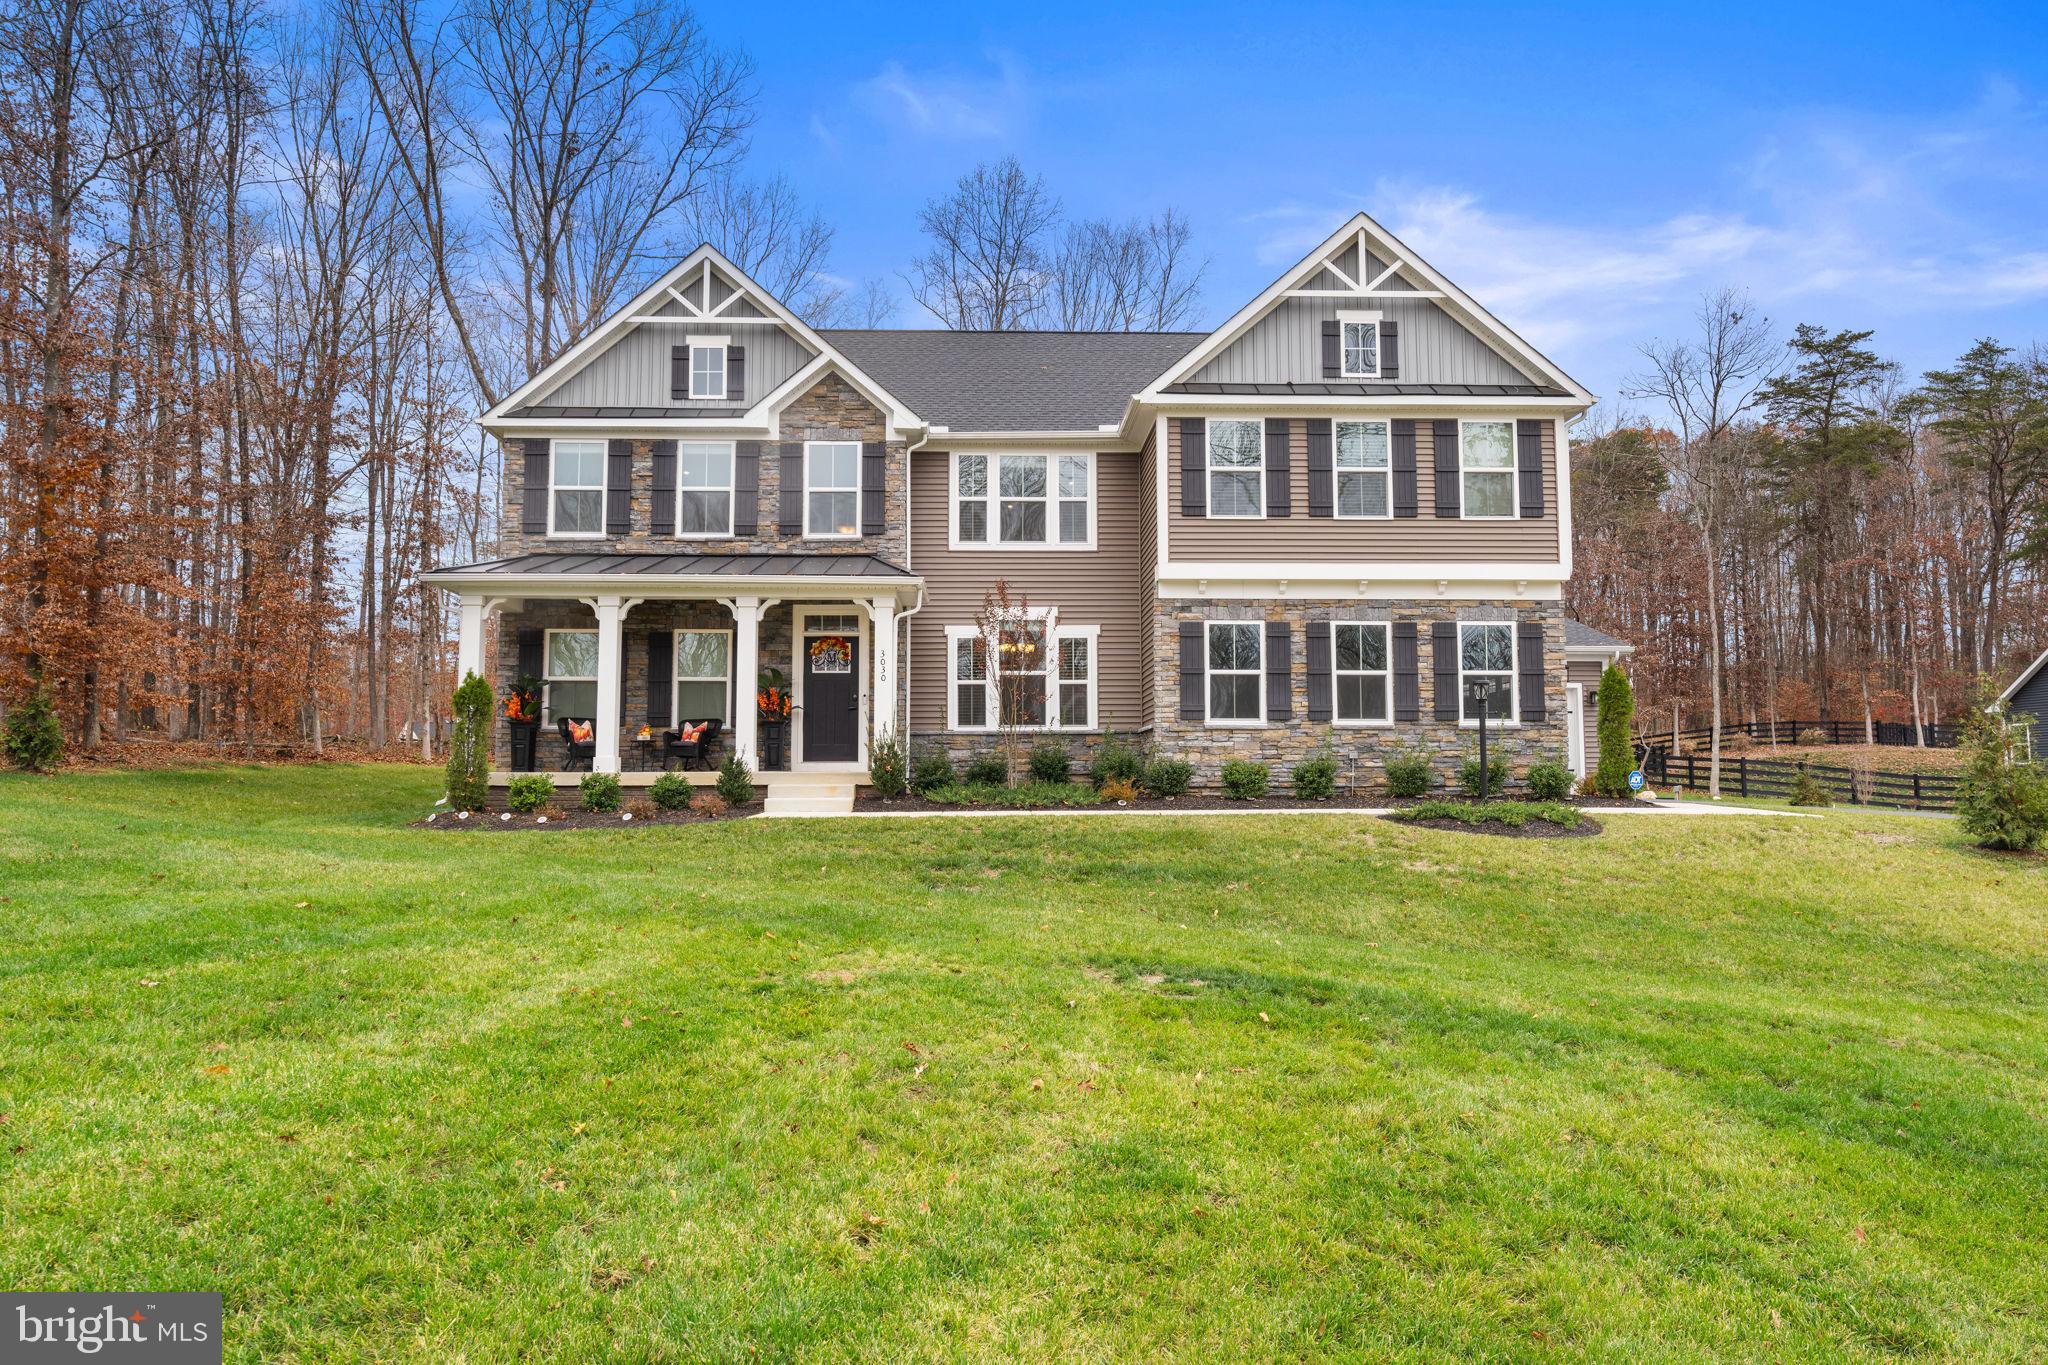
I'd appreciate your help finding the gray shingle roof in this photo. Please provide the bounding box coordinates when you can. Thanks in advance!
[821,329,1205,433]
[1563,619,1631,650]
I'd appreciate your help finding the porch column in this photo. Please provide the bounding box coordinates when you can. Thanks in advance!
[456,595,485,683]
[593,594,624,773]
[732,595,761,766]
[870,598,898,741]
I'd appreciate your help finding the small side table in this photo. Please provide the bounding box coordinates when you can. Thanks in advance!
[630,735,660,771]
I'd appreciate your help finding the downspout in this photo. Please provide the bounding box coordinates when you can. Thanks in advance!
[895,426,932,737]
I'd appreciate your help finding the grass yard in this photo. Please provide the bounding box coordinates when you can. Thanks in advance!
[4,766,2046,1362]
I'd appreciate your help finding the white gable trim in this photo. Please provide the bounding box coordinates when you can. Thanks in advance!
[1139,213,1594,405]
[1998,647,2048,706]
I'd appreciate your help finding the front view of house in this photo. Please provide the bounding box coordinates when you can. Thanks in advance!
[424,214,1618,794]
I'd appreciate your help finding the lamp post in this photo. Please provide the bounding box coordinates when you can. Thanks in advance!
[1465,678,1499,800]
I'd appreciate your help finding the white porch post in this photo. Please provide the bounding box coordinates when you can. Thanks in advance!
[593,594,625,773]
[870,597,898,741]
[456,595,485,682]
[732,595,761,766]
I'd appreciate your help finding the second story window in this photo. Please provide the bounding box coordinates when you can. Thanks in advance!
[1335,420,1391,517]
[1459,420,1517,518]
[1339,312,1381,378]
[805,440,860,539]
[689,341,727,400]
[677,441,733,536]
[549,440,605,537]
[953,453,1091,547]
[1206,420,1264,518]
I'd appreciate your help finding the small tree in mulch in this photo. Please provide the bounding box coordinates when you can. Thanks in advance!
[4,686,64,773]
[445,672,494,811]
[1956,690,2048,851]
[1592,664,1637,797]
[974,579,1057,784]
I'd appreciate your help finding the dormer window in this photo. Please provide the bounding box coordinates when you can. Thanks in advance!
[689,339,728,400]
[1339,312,1380,379]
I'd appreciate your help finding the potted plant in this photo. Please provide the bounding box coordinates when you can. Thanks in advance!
[502,675,543,772]
[757,667,795,770]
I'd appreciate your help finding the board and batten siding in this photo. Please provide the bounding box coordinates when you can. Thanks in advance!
[2011,666,2048,762]
[1165,416,1560,562]
[908,449,1146,734]
[1191,294,1533,387]
[537,322,815,408]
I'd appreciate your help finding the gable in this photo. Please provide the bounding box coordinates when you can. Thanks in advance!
[1190,293,1535,387]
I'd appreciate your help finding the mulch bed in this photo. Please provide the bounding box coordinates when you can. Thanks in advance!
[852,792,1643,815]
[414,801,762,831]
[1389,813,1605,840]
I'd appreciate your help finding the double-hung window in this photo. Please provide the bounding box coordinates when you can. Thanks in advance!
[1459,420,1517,518]
[954,453,1091,547]
[1056,635,1094,728]
[1206,622,1263,724]
[677,441,733,536]
[689,340,727,400]
[1207,420,1264,517]
[1458,622,1515,722]
[1339,312,1380,378]
[805,441,860,539]
[1335,420,1391,518]
[544,629,598,721]
[955,455,990,543]
[549,440,605,537]
[946,622,1096,730]
[674,630,731,723]
[1333,622,1391,723]
[952,636,989,729]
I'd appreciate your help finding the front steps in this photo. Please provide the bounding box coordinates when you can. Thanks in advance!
[761,772,858,818]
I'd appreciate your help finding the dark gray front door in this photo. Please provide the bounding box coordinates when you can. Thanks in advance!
[803,633,860,763]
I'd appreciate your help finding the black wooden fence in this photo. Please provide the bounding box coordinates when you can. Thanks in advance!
[1638,718,1958,749]
[1642,747,1959,812]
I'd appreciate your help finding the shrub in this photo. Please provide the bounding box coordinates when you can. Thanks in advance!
[444,671,494,810]
[1796,727,1832,746]
[1383,745,1433,798]
[1139,756,1192,798]
[1723,731,1755,754]
[1525,760,1575,801]
[689,790,730,818]
[3,686,64,773]
[1387,799,1581,829]
[868,734,908,798]
[579,771,622,812]
[1221,760,1269,800]
[1459,752,1508,798]
[625,797,657,820]
[910,750,954,795]
[1027,740,1072,785]
[1291,744,1339,801]
[715,754,756,805]
[1788,766,1832,807]
[648,771,692,811]
[506,774,555,813]
[1100,775,1138,803]
[1592,664,1637,797]
[1955,694,2048,851]
[1089,731,1143,788]
[962,751,1009,786]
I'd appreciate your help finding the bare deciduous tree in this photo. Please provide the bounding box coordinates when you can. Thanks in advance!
[905,156,1059,330]
[1045,208,1205,331]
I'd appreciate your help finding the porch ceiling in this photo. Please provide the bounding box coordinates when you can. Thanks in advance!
[424,551,920,603]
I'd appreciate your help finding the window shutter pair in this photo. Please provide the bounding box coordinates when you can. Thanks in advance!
[1305,621,1333,720]
[520,440,549,535]
[1517,622,1547,720]
[669,344,746,403]
[1432,622,1460,722]
[1305,419,1333,518]
[1431,419,1460,518]
[734,441,761,534]
[778,443,803,534]
[861,441,886,536]
[1391,420,1419,518]
[1172,621,1293,721]
[1517,419,1546,518]
[606,440,633,535]
[1320,319,1398,379]
[649,441,677,536]
[1178,417,1206,517]
[1264,419,1291,517]
[646,630,673,729]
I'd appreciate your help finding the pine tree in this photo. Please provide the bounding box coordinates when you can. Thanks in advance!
[1593,664,1637,797]
[444,672,494,811]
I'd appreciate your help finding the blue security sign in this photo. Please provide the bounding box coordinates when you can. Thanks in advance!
[1627,769,1645,792]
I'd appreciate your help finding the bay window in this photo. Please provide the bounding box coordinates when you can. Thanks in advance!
[1206,621,1262,724]
[549,440,605,537]
[1460,420,1517,518]
[677,441,733,536]
[1207,420,1264,517]
[1335,420,1391,518]
[1334,622,1391,723]
[544,629,598,721]
[1458,622,1515,722]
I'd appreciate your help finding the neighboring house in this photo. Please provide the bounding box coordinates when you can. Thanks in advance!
[1997,647,2048,762]
[424,213,1623,790]
[1562,620,1634,781]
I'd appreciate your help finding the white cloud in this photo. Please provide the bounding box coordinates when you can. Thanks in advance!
[851,53,1031,141]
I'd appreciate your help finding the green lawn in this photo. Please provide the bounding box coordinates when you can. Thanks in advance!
[4,766,2046,1362]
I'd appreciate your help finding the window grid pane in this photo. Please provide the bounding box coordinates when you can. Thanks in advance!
[958,500,988,542]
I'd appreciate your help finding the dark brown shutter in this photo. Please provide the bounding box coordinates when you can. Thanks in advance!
[1379,319,1399,380]
[605,440,633,535]
[1305,418,1333,517]
[670,345,689,402]
[647,630,673,728]
[1391,420,1418,518]
[1432,419,1460,518]
[727,346,745,404]
[1305,620,1332,721]
[1264,418,1291,517]
[1517,419,1545,517]
[1178,417,1206,517]
[861,441,886,536]
[1393,622,1420,722]
[1265,621,1291,721]
[1178,621,1204,721]
[649,440,676,536]
[521,440,549,535]
[1518,621,1546,720]
[1321,319,1340,379]
[516,628,544,683]
[734,441,760,535]
[779,442,803,534]
[1432,622,1461,722]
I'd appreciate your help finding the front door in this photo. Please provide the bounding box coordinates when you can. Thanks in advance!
[803,631,860,763]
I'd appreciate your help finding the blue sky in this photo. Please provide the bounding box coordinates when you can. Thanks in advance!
[697,0,2048,411]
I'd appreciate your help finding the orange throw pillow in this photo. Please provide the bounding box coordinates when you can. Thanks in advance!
[568,720,593,745]
[680,722,705,744]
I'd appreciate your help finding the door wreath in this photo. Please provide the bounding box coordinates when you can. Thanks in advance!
[808,635,853,673]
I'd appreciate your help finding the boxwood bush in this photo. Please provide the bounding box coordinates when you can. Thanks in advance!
[1458,753,1508,798]
[1221,760,1269,800]
[1139,756,1192,798]
[506,774,555,813]
[1089,733,1144,788]
[579,771,622,813]
[1383,749,1432,798]
[962,751,1009,786]
[1525,760,1575,801]
[1027,740,1072,784]
[910,750,954,795]
[648,771,692,811]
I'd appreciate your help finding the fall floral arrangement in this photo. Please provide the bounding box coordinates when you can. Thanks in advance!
[501,676,541,723]
[757,666,794,721]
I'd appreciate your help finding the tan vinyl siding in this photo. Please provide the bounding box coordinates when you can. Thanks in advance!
[1568,658,1605,775]
[1166,415,1560,563]
[909,449,1145,734]
[1136,425,1158,718]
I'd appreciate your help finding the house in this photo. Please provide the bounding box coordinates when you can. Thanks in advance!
[1997,647,2048,762]
[423,213,1626,798]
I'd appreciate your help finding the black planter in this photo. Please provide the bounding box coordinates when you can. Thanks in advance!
[759,718,788,771]
[507,719,541,772]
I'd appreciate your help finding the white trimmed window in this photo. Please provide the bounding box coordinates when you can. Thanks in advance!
[1334,622,1391,724]
[1335,420,1391,518]
[955,455,989,543]
[805,441,860,539]
[677,441,733,537]
[549,440,605,537]
[952,635,988,729]
[689,340,727,400]
[1205,621,1262,724]
[1460,420,1517,519]
[1459,622,1515,722]
[1339,312,1381,379]
[544,629,598,721]
[1207,419,1264,518]
[674,629,731,723]
[954,453,1091,547]
[1056,633,1095,727]
[946,622,1097,731]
